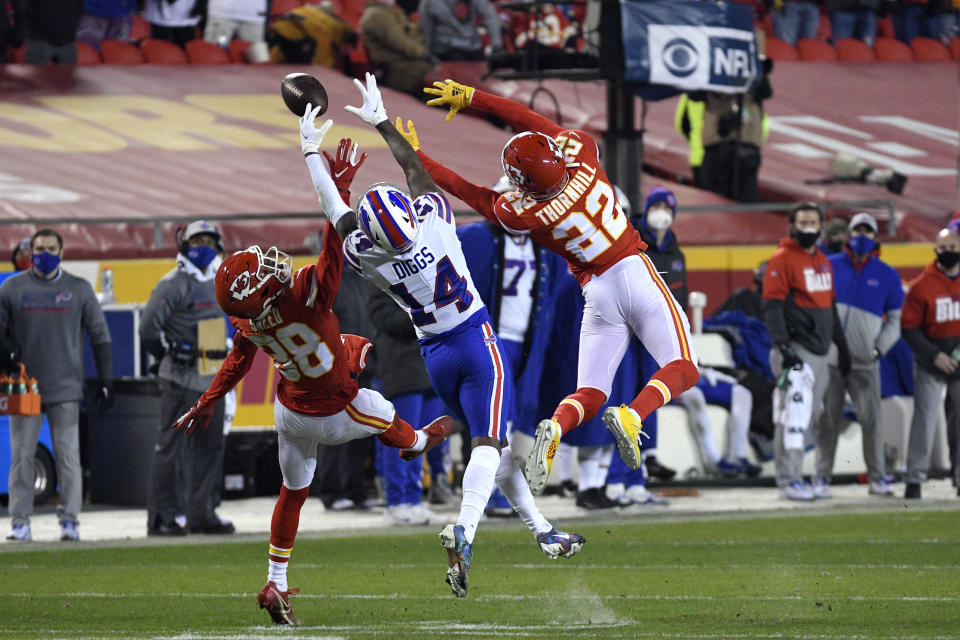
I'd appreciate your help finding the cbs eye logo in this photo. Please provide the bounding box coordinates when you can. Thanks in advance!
[662,38,698,77]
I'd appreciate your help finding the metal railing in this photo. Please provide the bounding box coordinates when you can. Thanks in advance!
[676,199,900,236]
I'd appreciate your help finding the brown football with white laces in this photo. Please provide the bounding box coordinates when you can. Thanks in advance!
[281,73,328,117]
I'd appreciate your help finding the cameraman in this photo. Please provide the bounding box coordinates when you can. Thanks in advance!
[140,221,233,536]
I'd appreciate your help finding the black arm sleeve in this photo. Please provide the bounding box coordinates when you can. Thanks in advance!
[763,298,790,347]
[902,327,941,368]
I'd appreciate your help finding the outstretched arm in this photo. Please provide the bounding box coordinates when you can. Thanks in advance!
[345,72,439,199]
[394,117,500,223]
[424,79,564,138]
[299,104,358,238]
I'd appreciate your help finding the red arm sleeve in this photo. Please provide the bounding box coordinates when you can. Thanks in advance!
[417,149,501,225]
[471,90,565,139]
[314,221,344,310]
[200,333,258,403]
[762,253,791,301]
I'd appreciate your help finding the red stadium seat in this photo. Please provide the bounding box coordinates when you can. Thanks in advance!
[185,39,231,64]
[270,0,302,16]
[874,37,913,62]
[9,45,24,63]
[141,38,189,64]
[797,37,838,61]
[816,12,831,41]
[835,37,875,62]
[911,37,951,62]
[876,15,895,39]
[130,14,151,41]
[765,37,799,61]
[100,39,145,64]
[228,39,252,63]
[952,37,960,61]
[76,41,102,65]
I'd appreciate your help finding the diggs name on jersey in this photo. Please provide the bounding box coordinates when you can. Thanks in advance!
[391,247,436,280]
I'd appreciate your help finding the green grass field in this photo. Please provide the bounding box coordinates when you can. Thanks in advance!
[2,508,959,639]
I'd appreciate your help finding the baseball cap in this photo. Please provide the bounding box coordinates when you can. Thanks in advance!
[848,212,878,234]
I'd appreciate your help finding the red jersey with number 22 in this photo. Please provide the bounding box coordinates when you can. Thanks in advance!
[492,130,645,287]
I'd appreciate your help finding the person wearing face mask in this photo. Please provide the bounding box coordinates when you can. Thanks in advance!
[818,218,850,256]
[815,213,903,498]
[9,237,32,272]
[763,202,852,501]
[901,228,960,500]
[1,228,114,542]
[140,221,235,537]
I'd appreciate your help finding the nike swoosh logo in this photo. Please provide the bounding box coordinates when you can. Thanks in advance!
[335,168,348,177]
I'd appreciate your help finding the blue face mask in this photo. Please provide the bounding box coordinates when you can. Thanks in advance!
[187,245,218,270]
[848,235,877,256]
[32,251,61,275]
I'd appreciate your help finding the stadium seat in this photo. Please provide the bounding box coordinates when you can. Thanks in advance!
[141,38,189,64]
[228,39,252,63]
[765,37,799,61]
[835,37,875,62]
[76,41,102,65]
[185,39,231,64]
[100,39,145,64]
[797,37,838,61]
[130,14,151,41]
[874,37,913,62]
[270,0,302,16]
[952,37,960,61]
[816,12,831,41]
[911,37,951,62]
[876,15,894,39]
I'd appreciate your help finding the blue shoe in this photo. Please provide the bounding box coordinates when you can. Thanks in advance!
[536,527,586,559]
[737,457,762,478]
[439,524,472,597]
[715,458,743,478]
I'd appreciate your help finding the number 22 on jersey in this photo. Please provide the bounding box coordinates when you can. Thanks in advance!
[246,322,334,382]
[551,180,628,263]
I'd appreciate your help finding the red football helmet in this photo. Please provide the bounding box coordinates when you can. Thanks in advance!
[215,246,293,319]
[501,131,569,201]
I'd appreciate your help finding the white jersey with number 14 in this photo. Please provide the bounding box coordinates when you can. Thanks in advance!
[344,191,485,340]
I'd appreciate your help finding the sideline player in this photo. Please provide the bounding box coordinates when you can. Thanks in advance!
[298,73,585,598]
[172,226,453,625]
[418,79,700,493]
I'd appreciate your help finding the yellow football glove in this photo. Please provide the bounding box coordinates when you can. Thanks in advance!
[423,79,475,123]
[395,117,420,151]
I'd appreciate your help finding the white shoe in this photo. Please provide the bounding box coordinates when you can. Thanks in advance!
[384,503,417,525]
[409,503,446,525]
[525,419,560,494]
[624,484,669,506]
[869,479,895,496]
[812,478,831,499]
[5,523,31,542]
[780,481,815,501]
[60,520,80,541]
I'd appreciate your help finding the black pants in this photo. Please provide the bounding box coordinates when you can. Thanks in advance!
[146,380,226,529]
[698,142,761,203]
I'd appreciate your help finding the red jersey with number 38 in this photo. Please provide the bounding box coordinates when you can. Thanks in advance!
[492,130,646,287]
[206,223,361,417]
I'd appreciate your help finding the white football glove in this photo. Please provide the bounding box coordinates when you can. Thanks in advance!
[344,72,388,126]
[300,103,333,156]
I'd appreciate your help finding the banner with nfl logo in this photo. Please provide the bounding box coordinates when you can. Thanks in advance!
[621,0,760,94]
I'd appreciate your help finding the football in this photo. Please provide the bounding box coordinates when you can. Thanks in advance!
[281,73,328,117]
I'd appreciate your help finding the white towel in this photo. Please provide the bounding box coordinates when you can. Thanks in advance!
[774,362,815,451]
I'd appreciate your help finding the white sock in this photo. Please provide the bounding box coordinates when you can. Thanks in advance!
[407,430,427,452]
[495,446,552,535]
[577,444,614,490]
[728,384,753,459]
[268,560,288,592]
[554,442,575,482]
[457,445,500,544]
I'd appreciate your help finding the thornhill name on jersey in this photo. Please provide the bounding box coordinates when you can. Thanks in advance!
[803,267,832,293]
[526,163,599,225]
[935,296,960,323]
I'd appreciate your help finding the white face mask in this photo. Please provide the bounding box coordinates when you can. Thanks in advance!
[646,208,673,232]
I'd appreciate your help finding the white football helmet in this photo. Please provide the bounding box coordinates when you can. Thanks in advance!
[357,183,420,253]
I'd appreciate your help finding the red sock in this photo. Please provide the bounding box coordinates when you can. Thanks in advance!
[269,485,310,564]
[376,414,416,449]
[552,387,607,436]
[629,359,700,421]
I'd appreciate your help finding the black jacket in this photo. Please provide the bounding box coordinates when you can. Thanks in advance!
[366,281,432,399]
[633,218,689,311]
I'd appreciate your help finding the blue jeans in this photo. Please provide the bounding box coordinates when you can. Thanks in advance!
[830,9,877,46]
[892,5,946,43]
[772,1,820,45]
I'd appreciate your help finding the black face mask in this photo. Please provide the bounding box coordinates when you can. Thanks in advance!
[937,250,960,269]
[793,229,820,249]
[825,240,845,254]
